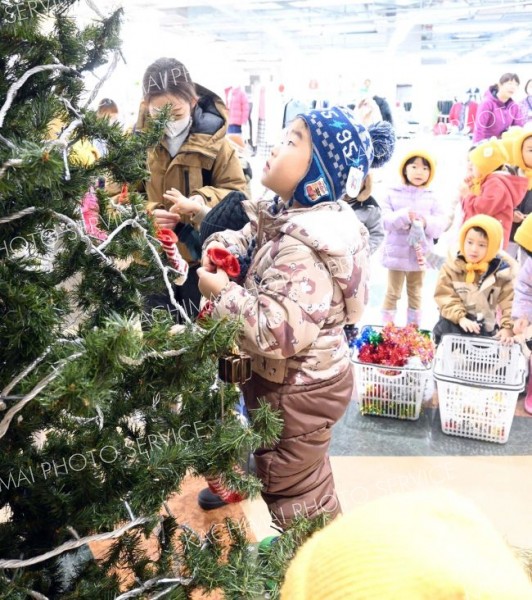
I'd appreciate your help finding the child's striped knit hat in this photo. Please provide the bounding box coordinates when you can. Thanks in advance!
[293,107,395,207]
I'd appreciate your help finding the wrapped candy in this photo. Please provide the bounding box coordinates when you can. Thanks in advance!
[354,323,434,367]
[156,228,188,283]
[81,187,107,241]
[205,466,247,504]
[408,219,426,270]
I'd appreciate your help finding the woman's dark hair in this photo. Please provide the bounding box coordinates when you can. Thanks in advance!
[402,156,431,184]
[498,73,520,86]
[525,79,532,96]
[142,58,198,105]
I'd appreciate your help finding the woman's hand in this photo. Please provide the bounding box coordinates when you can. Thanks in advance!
[152,209,180,229]
[164,188,203,216]
[201,241,227,272]
[197,267,229,300]
[459,317,480,334]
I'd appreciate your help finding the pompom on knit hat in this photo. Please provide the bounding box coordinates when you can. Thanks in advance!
[292,107,395,207]
[468,136,510,180]
[459,214,503,263]
[280,490,532,600]
[199,191,249,245]
[515,212,532,253]
[399,148,436,186]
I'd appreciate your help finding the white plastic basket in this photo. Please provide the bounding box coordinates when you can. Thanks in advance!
[352,358,433,421]
[433,335,527,443]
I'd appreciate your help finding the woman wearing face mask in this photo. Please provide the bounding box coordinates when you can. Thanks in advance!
[142,57,248,318]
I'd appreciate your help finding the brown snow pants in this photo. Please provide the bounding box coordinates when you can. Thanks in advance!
[242,366,353,530]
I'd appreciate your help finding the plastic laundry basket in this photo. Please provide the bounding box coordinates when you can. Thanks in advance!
[433,335,527,443]
[352,358,433,421]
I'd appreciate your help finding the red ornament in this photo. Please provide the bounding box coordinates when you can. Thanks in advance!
[156,228,189,277]
[278,83,285,93]
[206,466,248,504]
[197,300,214,322]
[207,247,240,278]
[118,183,129,204]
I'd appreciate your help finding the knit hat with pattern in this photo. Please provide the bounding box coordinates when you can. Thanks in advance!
[292,107,395,207]
[280,490,532,600]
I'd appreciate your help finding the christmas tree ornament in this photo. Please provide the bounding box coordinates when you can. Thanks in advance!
[156,228,189,281]
[81,186,108,241]
[118,183,129,204]
[207,246,241,278]
[218,353,252,385]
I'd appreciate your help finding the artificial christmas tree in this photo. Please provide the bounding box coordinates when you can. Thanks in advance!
[0,2,329,598]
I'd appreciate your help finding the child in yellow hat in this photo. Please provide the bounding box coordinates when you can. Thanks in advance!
[280,489,532,599]
[460,137,528,249]
[513,213,532,412]
[433,214,517,344]
[502,127,532,262]
[381,148,445,326]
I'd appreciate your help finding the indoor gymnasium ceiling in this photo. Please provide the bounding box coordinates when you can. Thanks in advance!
[119,0,532,66]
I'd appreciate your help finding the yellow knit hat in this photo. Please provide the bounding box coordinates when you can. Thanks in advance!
[501,126,532,169]
[502,126,532,189]
[280,490,532,600]
[399,148,436,186]
[459,214,503,261]
[515,213,532,253]
[468,137,509,180]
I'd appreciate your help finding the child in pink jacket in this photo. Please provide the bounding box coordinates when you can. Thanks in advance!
[460,137,528,249]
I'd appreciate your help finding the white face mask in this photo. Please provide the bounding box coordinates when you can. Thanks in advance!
[165,116,191,139]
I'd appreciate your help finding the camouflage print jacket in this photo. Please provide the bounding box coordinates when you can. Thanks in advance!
[205,199,369,385]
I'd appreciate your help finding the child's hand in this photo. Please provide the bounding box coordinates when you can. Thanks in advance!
[513,317,529,335]
[459,181,470,198]
[164,188,203,216]
[201,241,227,273]
[513,210,525,224]
[197,267,229,301]
[459,317,481,334]
[497,328,514,346]
[409,212,425,227]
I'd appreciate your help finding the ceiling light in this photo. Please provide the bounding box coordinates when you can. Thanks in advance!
[247,2,285,8]
[451,32,491,40]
